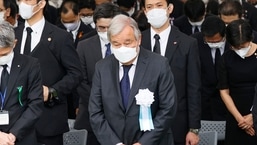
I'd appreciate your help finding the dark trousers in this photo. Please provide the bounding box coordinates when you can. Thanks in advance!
[37,134,63,145]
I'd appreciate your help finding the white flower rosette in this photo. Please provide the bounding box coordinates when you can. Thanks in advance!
[135,88,155,131]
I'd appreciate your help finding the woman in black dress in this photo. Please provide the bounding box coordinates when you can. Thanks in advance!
[218,19,257,145]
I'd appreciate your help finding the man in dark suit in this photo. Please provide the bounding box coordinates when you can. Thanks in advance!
[0,22,43,145]
[141,0,201,145]
[56,0,93,48]
[173,0,207,35]
[191,16,228,121]
[89,14,177,145]
[75,2,123,145]
[14,0,83,144]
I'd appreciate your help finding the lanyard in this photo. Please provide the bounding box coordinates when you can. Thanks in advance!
[0,89,6,110]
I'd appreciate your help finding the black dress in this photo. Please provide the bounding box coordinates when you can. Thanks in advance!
[217,49,257,145]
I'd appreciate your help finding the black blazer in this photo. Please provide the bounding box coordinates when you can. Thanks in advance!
[89,48,177,145]
[14,21,83,136]
[56,20,93,47]
[75,35,102,131]
[173,14,212,35]
[191,32,230,120]
[141,26,201,142]
[0,52,43,145]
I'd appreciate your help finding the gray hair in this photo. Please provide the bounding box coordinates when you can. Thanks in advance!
[108,14,141,41]
[0,21,15,48]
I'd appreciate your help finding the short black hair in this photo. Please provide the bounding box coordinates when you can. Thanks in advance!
[60,0,80,15]
[117,0,136,9]
[201,16,226,37]
[140,0,169,8]
[184,0,205,21]
[218,0,243,18]
[93,2,123,23]
[226,19,253,48]
[9,1,18,18]
[79,0,96,10]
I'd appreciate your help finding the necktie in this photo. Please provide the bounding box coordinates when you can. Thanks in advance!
[153,34,161,54]
[105,43,111,58]
[120,64,132,109]
[194,26,200,33]
[1,65,9,93]
[24,27,33,55]
[215,48,221,71]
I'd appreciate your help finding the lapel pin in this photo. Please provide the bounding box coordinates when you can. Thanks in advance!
[48,37,52,41]
[173,42,177,45]
[17,65,20,67]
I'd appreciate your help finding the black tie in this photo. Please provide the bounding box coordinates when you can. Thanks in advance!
[1,65,9,93]
[194,26,200,33]
[215,48,221,71]
[105,43,111,58]
[24,27,33,55]
[153,34,161,54]
[120,65,132,109]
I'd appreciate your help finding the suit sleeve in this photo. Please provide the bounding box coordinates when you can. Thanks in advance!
[187,39,201,128]
[139,59,177,144]
[89,63,121,145]
[51,32,83,96]
[9,60,43,140]
[76,41,91,105]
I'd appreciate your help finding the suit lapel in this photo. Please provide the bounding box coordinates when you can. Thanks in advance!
[30,21,53,56]
[4,53,22,106]
[126,48,148,113]
[164,27,180,62]
[110,57,125,111]
[142,29,152,51]
[92,36,103,61]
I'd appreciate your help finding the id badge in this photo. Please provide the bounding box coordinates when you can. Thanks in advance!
[0,110,9,125]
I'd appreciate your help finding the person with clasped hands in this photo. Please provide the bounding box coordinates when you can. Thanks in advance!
[218,19,257,145]
[0,22,43,145]
[88,14,177,145]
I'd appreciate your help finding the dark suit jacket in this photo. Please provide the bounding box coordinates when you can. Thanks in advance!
[173,14,212,36]
[89,48,177,145]
[141,26,201,143]
[74,35,102,131]
[14,21,83,136]
[191,32,229,120]
[56,19,93,47]
[243,1,257,31]
[0,52,43,145]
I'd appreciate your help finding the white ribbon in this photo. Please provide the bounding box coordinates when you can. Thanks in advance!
[135,88,155,131]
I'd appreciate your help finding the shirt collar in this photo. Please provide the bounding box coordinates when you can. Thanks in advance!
[24,17,45,34]
[150,25,171,42]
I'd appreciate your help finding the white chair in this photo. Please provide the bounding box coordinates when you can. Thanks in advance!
[63,129,88,145]
[200,120,226,140]
[199,131,218,145]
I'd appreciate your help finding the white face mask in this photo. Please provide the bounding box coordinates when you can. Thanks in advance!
[188,18,205,27]
[98,31,109,43]
[111,46,138,63]
[146,8,168,29]
[234,45,251,59]
[19,1,41,20]
[63,20,80,32]
[207,41,226,49]
[81,16,93,25]
[0,51,14,65]
[126,7,135,17]
[0,11,5,22]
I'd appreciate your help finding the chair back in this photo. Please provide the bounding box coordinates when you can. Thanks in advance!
[199,131,218,145]
[63,129,88,145]
[200,120,226,140]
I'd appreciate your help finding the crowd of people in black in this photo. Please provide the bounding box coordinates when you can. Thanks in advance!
[0,0,257,145]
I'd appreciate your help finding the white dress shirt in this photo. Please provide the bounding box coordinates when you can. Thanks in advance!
[150,26,171,56]
[20,17,45,54]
